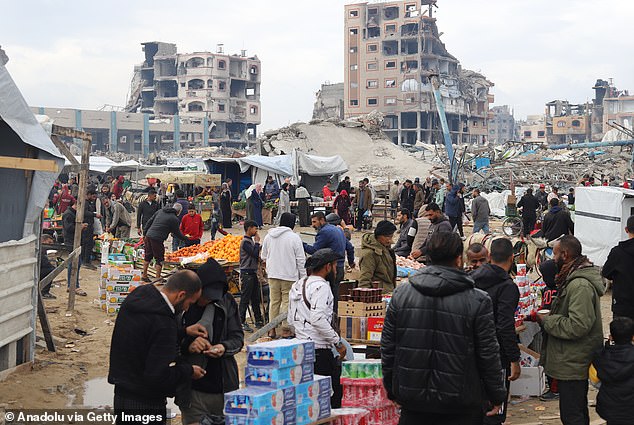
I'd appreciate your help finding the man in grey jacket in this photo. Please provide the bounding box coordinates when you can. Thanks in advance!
[103,197,132,238]
[410,203,453,261]
[471,189,491,234]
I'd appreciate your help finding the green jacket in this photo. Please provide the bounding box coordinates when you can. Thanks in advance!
[359,233,396,293]
[542,265,605,380]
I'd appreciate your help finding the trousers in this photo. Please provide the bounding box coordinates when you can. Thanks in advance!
[558,379,589,425]
[114,393,166,425]
[315,349,342,408]
[268,278,293,325]
[239,272,263,324]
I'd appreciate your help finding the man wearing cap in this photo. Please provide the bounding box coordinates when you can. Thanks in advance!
[359,220,397,292]
[536,184,549,211]
[178,259,244,423]
[288,248,347,408]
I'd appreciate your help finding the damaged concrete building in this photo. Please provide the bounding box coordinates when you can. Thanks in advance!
[126,41,261,148]
[488,105,517,144]
[343,0,494,146]
[313,83,345,121]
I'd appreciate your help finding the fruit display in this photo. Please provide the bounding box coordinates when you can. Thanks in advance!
[206,234,242,262]
[395,256,424,270]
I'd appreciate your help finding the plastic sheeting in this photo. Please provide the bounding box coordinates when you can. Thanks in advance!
[575,186,634,266]
[0,63,64,238]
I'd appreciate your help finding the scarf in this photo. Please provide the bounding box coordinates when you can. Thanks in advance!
[555,255,591,287]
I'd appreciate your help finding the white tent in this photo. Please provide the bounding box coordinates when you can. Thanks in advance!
[575,186,634,266]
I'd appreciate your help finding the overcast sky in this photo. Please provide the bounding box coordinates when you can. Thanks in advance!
[3,0,633,130]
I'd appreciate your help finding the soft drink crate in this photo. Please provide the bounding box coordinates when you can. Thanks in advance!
[224,386,295,417]
[245,363,314,389]
[363,405,400,425]
[331,408,370,425]
[341,360,382,379]
[296,398,331,425]
[224,408,296,425]
[247,339,315,368]
[341,378,391,408]
[296,375,332,405]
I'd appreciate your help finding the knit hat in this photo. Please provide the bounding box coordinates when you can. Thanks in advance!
[280,212,296,230]
[539,259,557,289]
[196,258,228,301]
[374,220,397,237]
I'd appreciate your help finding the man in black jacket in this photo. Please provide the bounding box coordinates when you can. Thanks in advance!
[62,201,95,296]
[602,215,634,319]
[142,204,189,282]
[410,203,453,261]
[471,238,521,424]
[137,189,161,236]
[542,198,574,242]
[518,188,539,237]
[381,231,506,425]
[108,270,206,425]
[399,180,415,213]
[179,259,244,424]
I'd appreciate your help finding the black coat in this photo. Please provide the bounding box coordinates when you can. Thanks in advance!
[144,207,188,242]
[400,187,416,212]
[602,238,634,319]
[542,207,574,242]
[471,264,521,367]
[381,265,506,413]
[594,343,634,423]
[518,194,539,219]
[62,207,94,247]
[108,284,192,401]
[137,200,161,231]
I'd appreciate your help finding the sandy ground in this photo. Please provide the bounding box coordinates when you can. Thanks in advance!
[0,222,612,424]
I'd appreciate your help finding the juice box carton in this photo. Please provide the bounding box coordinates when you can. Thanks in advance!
[104,281,140,293]
[224,408,296,425]
[247,339,315,368]
[106,292,129,304]
[296,398,331,425]
[224,386,296,417]
[245,363,314,389]
[295,375,332,405]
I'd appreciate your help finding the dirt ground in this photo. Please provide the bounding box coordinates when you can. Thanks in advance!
[0,222,612,424]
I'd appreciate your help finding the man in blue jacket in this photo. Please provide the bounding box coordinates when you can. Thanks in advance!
[444,184,464,237]
[303,212,354,313]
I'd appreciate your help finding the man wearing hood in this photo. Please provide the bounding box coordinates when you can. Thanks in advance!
[261,212,306,337]
[142,204,190,282]
[538,235,605,425]
[381,231,506,424]
[179,259,244,423]
[444,184,464,237]
[471,238,521,424]
[602,215,634,319]
[410,203,453,261]
[359,220,397,293]
[542,198,574,242]
[108,270,206,424]
[288,249,347,408]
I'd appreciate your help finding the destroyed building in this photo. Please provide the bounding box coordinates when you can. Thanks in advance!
[313,82,345,121]
[519,115,546,144]
[343,0,494,146]
[126,41,261,148]
[488,105,516,144]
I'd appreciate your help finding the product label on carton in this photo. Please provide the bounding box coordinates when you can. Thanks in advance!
[106,292,128,304]
[245,363,314,389]
[295,375,332,405]
[225,408,296,425]
[224,387,296,416]
[296,398,331,425]
[247,339,315,368]
[105,280,140,293]
[367,317,384,341]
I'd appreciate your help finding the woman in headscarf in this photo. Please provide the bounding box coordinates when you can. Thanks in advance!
[250,184,264,228]
[220,183,233,228]
[333,189,352,225]
[274,183,291,225]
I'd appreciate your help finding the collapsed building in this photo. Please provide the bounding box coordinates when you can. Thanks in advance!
[343,0,494,146]
[313,83,345,121]
[126,41,261,148]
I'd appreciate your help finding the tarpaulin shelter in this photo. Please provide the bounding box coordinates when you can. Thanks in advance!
[575,186,634,266]
[0,59,64,373]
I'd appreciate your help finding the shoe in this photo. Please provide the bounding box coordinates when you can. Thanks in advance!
[242,323,254,333]
[42,293,57,299]
[255,322,264,329]
[539,391,559,401]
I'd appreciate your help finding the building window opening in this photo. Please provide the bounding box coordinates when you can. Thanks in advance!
[207,79,213,89]
[405,4,419,18]
[350,47,358,53]
[367,80,378,88]
[186,57,204,68]
[246,87,256,97]
[250,65,258,75]
[385,60,396,69]
[218,81,226,91]
[382,40,398,56]
[367,44,378,52]
[350,28,358,35]
[538,130,546,138]
[368,98,378,106]
[401,60,418,72]
[218,104,226,112]
[385,97,397,105]
[188,79,205,90]
[384,6,399,20]
[188,102,204,112]
[571,119,581,127]
[401,23,419,37]
[350,64,359,71]
[401,39,418,55]
[349,10,359,17]
[250,106,258,114]
[386,24,396,34]
[218,60,226,70]
[350,99,359,106]
[367,62,378,71]
[367,27,380,38]
[385,79,396,88]
[524,131,532,137]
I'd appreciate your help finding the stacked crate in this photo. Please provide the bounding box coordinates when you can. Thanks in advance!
[338,288,385,341]
[98,258,142,315]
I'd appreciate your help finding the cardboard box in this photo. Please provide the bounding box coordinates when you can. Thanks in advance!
[225,409,296,425]
[510,366,546,396]
[339,316,367,340]
[224,386,296,417]
[245,363,314,389]
[104,281,140,293]
[295,398,331,425]
[295,375,332,405]
[106,292,129,304]
[98,287,107,301]
[338,301,385,317]
[367,317,385,341]
[518,344,540,368]
[105,301,121,315]
[247,339,315,368]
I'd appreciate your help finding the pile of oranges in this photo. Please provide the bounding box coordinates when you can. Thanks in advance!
[207,234,242,263]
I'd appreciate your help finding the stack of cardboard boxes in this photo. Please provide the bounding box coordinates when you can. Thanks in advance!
[98,254,142,315]
[338,288,385,342]
[224,339,332,425]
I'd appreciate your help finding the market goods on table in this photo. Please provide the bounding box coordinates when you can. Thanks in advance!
[395,256,424,270]
[514,263,546,327]
[164,234,242,263]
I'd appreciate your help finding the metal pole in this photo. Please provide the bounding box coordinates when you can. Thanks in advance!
[68,136,91,312]
[429,75,456,183]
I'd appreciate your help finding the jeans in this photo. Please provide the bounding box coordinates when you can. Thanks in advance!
[558,379,589,425]
[473,221,490,234]
[315,349,342,408]
[239,272,263,324]
[67,254,82,289]
[356,208,367,230]
[390,201,398,218]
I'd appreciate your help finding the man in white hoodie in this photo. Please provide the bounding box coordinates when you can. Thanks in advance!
[261,212,306,337]
[288,248,347,408]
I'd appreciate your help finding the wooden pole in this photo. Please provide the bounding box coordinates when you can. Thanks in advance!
[67,137,91,312]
